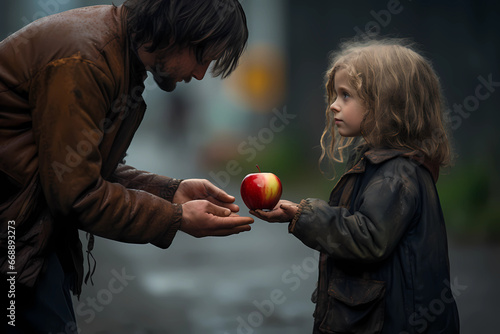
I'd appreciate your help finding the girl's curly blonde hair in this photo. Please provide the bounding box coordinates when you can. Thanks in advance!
[320,38,452,171]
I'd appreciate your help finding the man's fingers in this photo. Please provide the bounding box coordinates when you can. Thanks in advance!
[204,181,236,203]
[205,201,232,217]
[205,202,254,225]
[212,215,254,227]
[208,224,253,237]
[206,197,240,213]
[205,215,254,236]
[202,180,240,211]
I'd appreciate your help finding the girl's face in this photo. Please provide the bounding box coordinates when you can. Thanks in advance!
[330,69,366,137]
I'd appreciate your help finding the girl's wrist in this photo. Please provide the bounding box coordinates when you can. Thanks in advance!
[288,199,307,233]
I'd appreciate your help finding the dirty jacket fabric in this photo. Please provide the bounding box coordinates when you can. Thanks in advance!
[0,5,182,297]
[289,148,460,333]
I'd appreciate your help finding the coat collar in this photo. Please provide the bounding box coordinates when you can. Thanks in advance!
[346,147,440,183]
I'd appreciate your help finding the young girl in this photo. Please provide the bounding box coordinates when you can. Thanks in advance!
[251,39,460,333]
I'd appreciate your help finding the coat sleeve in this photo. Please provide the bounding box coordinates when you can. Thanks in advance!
[289,170,418,263]
[30,56,181,249]
[108,164,182,202]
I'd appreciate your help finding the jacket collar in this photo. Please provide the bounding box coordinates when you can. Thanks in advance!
[119,5,147,84]
[346,147,440,183]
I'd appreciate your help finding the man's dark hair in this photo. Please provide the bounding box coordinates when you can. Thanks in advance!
[123,0,248,78]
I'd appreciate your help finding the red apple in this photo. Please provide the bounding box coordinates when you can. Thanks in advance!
[240,165,282,210]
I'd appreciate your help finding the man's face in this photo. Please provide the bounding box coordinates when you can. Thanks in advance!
[138,45,212,92]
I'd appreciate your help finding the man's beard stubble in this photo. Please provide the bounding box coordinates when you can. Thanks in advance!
[151,67,177,92]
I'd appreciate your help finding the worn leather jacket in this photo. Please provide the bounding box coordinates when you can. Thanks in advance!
[0,5,182,296]
[290,148,460,333]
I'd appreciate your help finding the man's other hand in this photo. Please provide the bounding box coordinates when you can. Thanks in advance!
[173,179,239,213]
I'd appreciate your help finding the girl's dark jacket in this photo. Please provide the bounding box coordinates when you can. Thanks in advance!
[0,5,182,297]
[290,147,460,333]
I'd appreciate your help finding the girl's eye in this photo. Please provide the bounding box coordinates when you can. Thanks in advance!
[342,91,350,99]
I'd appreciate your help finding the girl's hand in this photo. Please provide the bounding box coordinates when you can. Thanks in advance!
[250,200,299,223]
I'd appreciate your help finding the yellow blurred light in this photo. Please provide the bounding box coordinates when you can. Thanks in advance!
[225,44,287,112]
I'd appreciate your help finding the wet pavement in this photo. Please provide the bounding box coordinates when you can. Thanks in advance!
[73,200,500,334]
[74,210,318,334]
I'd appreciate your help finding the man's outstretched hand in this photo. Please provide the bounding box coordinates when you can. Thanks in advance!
[173,179,253,237]
[180,200,253,237]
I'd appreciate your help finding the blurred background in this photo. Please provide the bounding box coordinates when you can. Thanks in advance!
[2,0,499,333]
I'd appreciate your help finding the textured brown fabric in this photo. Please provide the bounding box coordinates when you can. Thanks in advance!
[0,5,182,296]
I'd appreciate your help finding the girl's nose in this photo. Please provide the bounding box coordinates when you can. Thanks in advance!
[330,100,340,113]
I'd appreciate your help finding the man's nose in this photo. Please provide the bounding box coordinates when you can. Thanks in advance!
[193,63,211,80]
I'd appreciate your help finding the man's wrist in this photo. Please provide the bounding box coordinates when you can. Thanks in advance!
[161,178,183,202]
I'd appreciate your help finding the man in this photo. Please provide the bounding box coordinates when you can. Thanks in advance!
[0,0,252,332]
